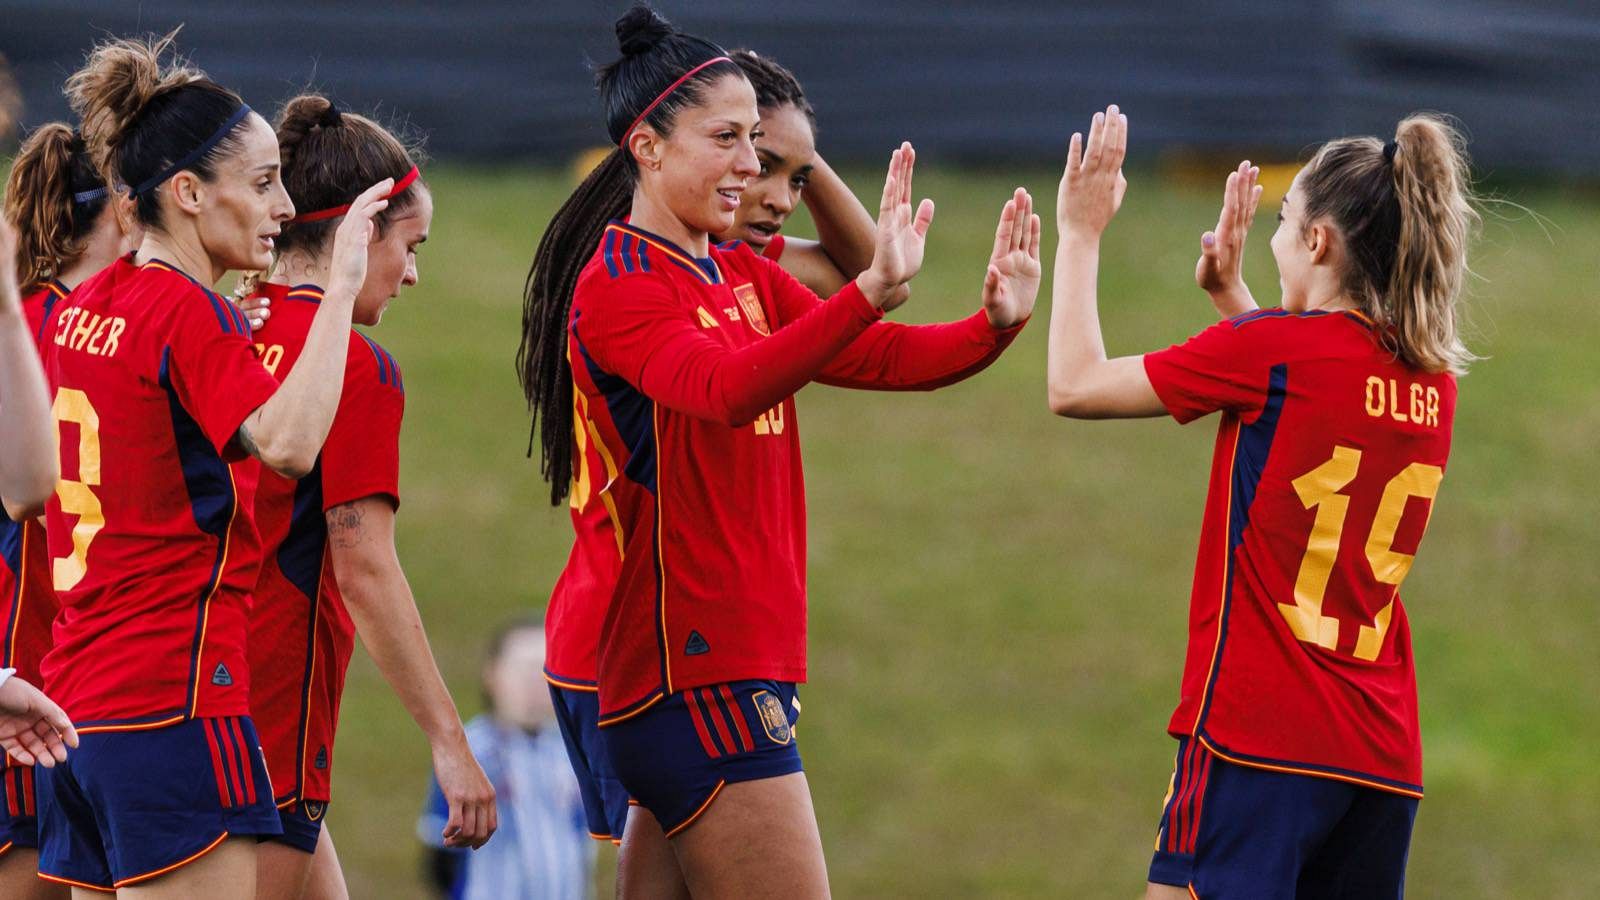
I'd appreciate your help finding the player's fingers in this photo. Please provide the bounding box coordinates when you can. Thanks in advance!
[1012,189,1031,252]
[1108,108,1128,170]
[878,147,899,220]
[0,736,36,767]
[34,693,78,750]
[913,198,935,238]
[1084,111,1107,167]
[992,196,1016,258]
[900,142,915,209]
[347,178,394,222]
[1245,183,1264,231]
[1028,212,1042,259]
[1065,132,1083,178]
[16,726,52,767]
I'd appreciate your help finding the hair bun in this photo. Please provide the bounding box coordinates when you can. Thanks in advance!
[616,5,674,57]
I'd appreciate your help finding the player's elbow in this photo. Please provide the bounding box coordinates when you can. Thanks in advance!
[1048,382,1093,418]
[255,435,317,480]
[2,463,57,517]
[3,492,48,524]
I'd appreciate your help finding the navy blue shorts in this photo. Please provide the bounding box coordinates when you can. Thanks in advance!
[262,798,330,854]
[603,680,803,838]
[1,762,39,853]
[36,715,282,891]
[1149,736,1419,899]
[549,682,630,841]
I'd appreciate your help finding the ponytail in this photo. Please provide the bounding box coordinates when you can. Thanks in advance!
[1387,115,1478,375]
[3,123,110,291]
[66,30,249,230]
[1298,113,1478,375]
[516,149,633,506]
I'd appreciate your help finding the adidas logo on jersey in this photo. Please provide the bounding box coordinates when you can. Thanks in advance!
[211,663,233,686]
[315,745,329,769]
[685,631,710,655]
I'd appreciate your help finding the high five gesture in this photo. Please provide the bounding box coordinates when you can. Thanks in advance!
[857,142,936,306]
[981,187,1042,328]
[1194,160,1263,317]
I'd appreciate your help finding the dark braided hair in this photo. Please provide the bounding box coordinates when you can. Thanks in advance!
[729,49,814,129]
[516,4,744,505]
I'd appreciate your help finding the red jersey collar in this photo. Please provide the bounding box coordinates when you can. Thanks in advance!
[606,219,723,285]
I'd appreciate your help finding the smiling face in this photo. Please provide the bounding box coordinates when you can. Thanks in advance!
[645,73,762,239]
[727,104,815,250]
[191,113,294,273]
[354,185,431,327]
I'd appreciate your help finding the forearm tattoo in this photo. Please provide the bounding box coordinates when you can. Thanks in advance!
[326,502,370,550]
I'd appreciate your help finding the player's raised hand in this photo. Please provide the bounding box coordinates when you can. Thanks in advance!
[0,675,78,767]
[1195,160,1263,317]
[1058,105,1129,238]
[433,737,497,849]
[981,187,1042,328]
[326,177,394,303]
[857,142,935,309]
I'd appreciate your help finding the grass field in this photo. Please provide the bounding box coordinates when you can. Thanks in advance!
[320,161,1599,898]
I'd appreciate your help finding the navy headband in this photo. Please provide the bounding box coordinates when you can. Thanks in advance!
[72,186,109,205]
[129,103,252,197]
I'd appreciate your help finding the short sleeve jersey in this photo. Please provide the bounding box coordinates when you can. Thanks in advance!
[563,220,1020,719]
[39,257,280,728]
[1143,308,1456,795]
[247,282,404,803]
[0,282,72,692]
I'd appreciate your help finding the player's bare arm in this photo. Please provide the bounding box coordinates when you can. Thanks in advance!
[324,496,497,849]
[1047,105,1167,420]
[0,221,61,515]
[236,179,392,478]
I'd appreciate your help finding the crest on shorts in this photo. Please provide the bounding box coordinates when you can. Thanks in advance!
[752,690,791,745]
[304,800,327,822]
[733,283,770,335]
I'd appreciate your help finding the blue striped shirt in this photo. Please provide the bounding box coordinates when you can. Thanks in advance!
[419,716,595,900]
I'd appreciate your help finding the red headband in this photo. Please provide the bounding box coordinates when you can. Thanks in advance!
[619,56,733,149]
[289,166,421,224]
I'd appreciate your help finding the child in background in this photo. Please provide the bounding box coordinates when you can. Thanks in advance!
[421,619,593,900]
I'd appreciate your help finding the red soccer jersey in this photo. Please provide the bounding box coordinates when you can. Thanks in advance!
[1143,308,1456,795]
[564,220,1021,719]
[0,282,70,691]
[38,257,279,729]
[248,282,404,803]
[761,234,785,261]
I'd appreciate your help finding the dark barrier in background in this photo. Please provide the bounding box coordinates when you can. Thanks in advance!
[3,0,1597,176]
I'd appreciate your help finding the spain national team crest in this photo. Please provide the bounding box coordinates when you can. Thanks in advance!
[752,690,791,745]
[303,800,327,822]
[733,283,770,335]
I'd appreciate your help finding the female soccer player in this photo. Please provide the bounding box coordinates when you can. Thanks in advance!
[245,93,496,900]
[520,7,1039,896]
[718,50,880,297]
[1048,105,1475,899]
[28,33,389,896]
[536,43,902,857]
[1,118,142,900]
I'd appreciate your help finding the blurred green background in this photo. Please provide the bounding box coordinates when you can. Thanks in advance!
[325,163,1598,898]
